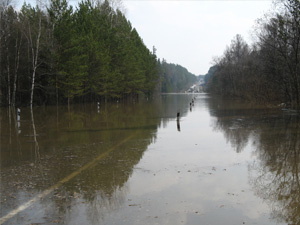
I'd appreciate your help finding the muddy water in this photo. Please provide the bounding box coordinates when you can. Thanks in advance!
[0,94,299,225]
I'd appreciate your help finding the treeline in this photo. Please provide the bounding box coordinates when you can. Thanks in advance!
[205,0,300,109]
[0,0,158,107]
[158,59,197,93]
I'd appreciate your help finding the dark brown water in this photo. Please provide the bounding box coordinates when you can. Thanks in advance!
[1,94,299,225]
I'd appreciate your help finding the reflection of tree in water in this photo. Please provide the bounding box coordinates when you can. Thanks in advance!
[86,187,128,224]
[209,98,266,153]
[208,97,300,224]
[44,101,169,224]
[212,116,252,153]
[249,115,300,225]
[0,99,168,223]
[30,107,41,162]
[58,137,150,224]
[64,95,197,224]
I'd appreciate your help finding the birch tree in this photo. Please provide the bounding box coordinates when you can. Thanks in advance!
[20,4,43,108]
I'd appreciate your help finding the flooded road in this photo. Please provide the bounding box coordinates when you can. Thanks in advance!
[1,94,300,225]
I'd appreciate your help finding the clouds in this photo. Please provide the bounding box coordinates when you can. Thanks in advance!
[124,0,272,75]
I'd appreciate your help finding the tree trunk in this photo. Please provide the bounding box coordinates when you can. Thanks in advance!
[6,46,11,106]
[0,10,2,107]
[30,15,42,108]
[3,26,11,106]
[12,35,21,106]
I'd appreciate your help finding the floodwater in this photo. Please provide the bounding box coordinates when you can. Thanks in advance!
[0,94,300,225]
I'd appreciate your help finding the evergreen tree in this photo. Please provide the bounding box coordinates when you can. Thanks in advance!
[0,0,194,106]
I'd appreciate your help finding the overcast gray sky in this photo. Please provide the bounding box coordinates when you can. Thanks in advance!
[123,1,273,75]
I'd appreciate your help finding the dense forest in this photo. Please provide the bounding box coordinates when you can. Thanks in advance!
[0,0,158,107]
[0,0,197,107]
[158,59,197,93]
[205,0,300,109]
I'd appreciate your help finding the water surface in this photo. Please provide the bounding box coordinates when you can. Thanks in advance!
[1,94,299,224]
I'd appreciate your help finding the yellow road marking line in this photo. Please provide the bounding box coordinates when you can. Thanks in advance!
[0,133,136,225]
